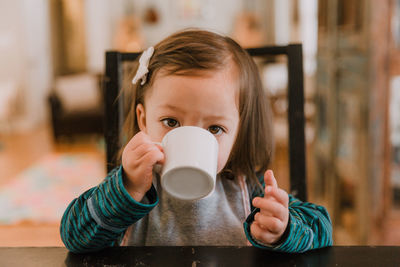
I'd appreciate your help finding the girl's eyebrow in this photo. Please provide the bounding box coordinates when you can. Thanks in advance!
[159,104,184,112]
[159,104,233,122]
[204,114,232,122]
[159,104,198,117]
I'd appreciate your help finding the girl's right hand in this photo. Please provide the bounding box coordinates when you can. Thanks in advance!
[121,131,164,202]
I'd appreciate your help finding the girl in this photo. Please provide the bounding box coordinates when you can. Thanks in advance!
[60,29,332,253]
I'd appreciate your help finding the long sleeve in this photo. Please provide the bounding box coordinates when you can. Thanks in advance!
[60,166,158,253]
[243,173,333,253]
[244,194,333,253]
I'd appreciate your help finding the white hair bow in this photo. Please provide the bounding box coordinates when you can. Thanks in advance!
[132,46,154,85]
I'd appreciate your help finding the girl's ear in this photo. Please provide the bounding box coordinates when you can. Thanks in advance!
[136,103,147,132]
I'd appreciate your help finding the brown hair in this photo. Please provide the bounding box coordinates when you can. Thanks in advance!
[122,29,273,186]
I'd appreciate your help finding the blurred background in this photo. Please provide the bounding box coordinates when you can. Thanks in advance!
[0,0,399,247]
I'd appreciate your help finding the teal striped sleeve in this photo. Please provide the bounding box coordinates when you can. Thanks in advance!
[243,194,333,253]
[60,166,158,253]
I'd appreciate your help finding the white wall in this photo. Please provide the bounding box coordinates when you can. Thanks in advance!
[0,0,52,131]
[274,0,290,45]
[129,0,243,45]
[299,0,318,76]
[0,2,25,83]
[21,0,53,128]
[84,0,113,73]
[390,76,400,147]
[83,0,244,72]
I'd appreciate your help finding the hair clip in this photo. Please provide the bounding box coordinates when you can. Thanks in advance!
[132,46,154,85]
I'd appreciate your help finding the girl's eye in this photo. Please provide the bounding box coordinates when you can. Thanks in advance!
[208,125,224,136]
[161,118,180,128]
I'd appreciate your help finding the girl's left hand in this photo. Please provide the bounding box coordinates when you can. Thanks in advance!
[250,170,289,245]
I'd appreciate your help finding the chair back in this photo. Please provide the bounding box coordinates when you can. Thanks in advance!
[103,44,307,201]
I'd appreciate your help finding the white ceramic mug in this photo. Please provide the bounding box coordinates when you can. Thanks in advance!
[159,126,219,200]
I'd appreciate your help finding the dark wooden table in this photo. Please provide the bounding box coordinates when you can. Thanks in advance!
[0,246,399,267]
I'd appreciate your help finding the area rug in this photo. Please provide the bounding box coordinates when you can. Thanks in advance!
[0,153,105,224]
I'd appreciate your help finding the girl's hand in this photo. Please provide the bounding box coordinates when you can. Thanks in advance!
[122,131,164,202]
[250,170,289,245]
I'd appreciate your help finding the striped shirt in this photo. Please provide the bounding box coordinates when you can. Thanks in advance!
[60,166,332,253]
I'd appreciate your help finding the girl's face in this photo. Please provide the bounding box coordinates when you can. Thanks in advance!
[136,65,240,173]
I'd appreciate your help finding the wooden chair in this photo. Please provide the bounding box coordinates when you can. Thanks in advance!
[103,44,307,201]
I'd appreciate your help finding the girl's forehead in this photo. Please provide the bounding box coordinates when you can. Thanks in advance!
[149,65,239,92]
[144,66,240,109]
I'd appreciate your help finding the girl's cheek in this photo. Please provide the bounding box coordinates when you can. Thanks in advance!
[216,143,230,173]
[148,125,169,143]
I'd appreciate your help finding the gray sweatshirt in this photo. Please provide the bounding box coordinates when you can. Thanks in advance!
[121,173,251,246]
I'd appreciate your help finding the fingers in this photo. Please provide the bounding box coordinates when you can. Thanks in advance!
[121,132,165,201]
[130,145,164,177]
[262,187,289,209]
[125,131,153,151]
[250,221,280,245]
[272,188,289,208]
[153,142,164,153]
[250,170,289,245]
[264,170,277,189]
[141,147,165,166]
[254,213,285,234]
[262,170,289,208]
[133,142,164,163]
[251,197,289,245]
[252,197,288,219]
[122,131,165,179]
[124,131,165,164]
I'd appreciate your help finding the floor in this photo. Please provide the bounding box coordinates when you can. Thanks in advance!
[0,124,104,247]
